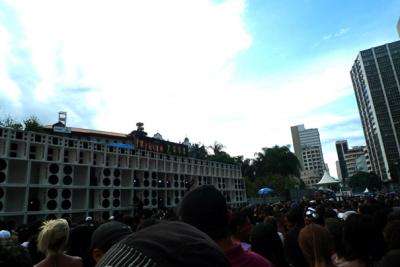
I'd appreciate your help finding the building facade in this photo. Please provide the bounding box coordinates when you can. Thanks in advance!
[345,146,367,178]
[350,40,400,181]
[335,140,349,180]
[291,124,325,187]
[0,119,246,224]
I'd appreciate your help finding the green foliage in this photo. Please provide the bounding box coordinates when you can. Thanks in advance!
[0,116,23,130]
[253,145,301,177]
[245,174,301,197]
[348,171,382,192]
[0,115,45,132]
[188,143,208,159]
[23,116,46,133]
[243,146,302,196]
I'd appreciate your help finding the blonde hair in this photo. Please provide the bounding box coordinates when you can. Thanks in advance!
[37,219,69,256]
[298,224,334,267]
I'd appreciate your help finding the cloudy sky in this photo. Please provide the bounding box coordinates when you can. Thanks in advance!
[0,0,399,177]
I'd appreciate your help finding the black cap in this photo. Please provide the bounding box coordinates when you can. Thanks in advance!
[91,221,132,251]
[96,221,230,267]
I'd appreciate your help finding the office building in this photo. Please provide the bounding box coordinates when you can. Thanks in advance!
[291,124,325,186]
[351,40,400,181]
[336,140,349,180]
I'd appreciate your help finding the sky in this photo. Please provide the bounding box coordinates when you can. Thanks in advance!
[0,0,399,178]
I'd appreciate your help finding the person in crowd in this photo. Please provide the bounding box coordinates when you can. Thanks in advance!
[230,211,253,251]
[383,220,400,251]
[0,239,33,267]
[377,250,400,267]
[264,216,284,244]
[96,221,230,267]
[35,218,82,267]
[250,222,289,267]
[324,218,345,259]
[179,185,274,267]
[334,213,386,267]
[91,221,132,264]
[298,224,335,267]
[284,208,308,267]
[67,224,94,267]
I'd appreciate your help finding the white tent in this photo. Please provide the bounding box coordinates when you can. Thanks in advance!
[317,171,340,185]
[364,188,369,193]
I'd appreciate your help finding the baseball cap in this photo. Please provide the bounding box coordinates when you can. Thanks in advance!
[96,221,230,267]
[91,221,132,251]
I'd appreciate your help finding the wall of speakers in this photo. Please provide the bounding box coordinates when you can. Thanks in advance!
[0,159,7,184]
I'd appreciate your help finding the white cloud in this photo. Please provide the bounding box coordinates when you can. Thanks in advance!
[335,28,350,37]
[0,25,22,106]
[1,0,362,179]
[315,27,351,47]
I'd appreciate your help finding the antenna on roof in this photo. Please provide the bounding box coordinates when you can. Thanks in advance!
[59,111,67,126]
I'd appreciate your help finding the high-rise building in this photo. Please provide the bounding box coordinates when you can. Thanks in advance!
[291,124,325,186]
[336,140,349,181]
[350,40,400,181]
[355,147,372,173]
[345,146,367,178]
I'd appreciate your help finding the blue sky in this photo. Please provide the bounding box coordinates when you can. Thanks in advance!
[0,0,399,177]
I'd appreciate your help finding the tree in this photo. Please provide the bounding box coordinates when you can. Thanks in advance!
[0,116,23,130]
[348,171,382,192]
[208,142,225,155]
[188,143,208,159]
[207,141,237,164]
[253,145,301,177]
[23,116,46,133]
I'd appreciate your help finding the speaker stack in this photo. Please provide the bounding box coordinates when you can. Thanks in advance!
[0,159,7,184]
[112,189,121,208]
[62,165,73,186]
[101,189,111,209]
[174,190,180,204]
[143,189,150,206]
[48,163,60,185]
[45,163,60,211]
[112,168,121,208]
[46,188,58,211]
[100,168,111,209]
[61,189,72,210]
[173,174,179,188]
[143,171,150,187]
[0,187,4,211]
[151,172,157,188]
[179,174,185,188]
[133,170,141,187]
[151,190,157,206]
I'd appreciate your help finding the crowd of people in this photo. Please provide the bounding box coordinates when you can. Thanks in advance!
[2,186,400,267]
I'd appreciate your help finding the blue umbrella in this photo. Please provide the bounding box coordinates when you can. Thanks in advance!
[257,187,273,195]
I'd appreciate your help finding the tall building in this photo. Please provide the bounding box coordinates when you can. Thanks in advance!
[350,40,400,181]
[336,140,349,180]
[291,124,325,186]
[335,140,370,182]
[345,146,367,177]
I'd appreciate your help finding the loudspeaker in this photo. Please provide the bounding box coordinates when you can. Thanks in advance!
[61,189,72,210]
[48,163,60,185]
[112,189,120,208]
[42,188,58,211]
[0,187,4,211]
[0,159,7,184]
